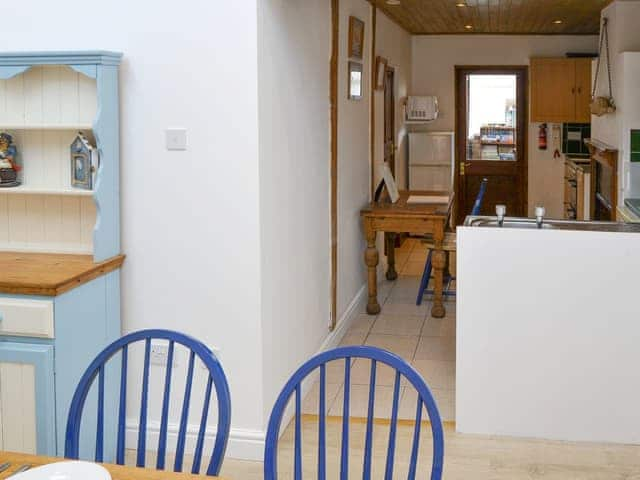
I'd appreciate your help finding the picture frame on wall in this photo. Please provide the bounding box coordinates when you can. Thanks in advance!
[382,162,400,203]
[348,16,365,59]
[348,61,363,100]
[375,56,388,90]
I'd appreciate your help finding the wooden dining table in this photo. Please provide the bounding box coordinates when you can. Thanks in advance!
[360,190,454,318]
[0,451,226,479]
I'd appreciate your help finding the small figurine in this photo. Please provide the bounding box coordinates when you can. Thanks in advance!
[0,132,20,187]
[70,132,98,190]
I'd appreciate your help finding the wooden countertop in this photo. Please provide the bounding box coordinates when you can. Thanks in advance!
[0,252,125,296]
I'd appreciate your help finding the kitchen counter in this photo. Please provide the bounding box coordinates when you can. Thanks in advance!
[457,222,640,444]
[464,216,640,233]
[0,252,125,296]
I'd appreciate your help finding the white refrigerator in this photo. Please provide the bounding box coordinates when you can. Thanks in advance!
[408,132,454,191]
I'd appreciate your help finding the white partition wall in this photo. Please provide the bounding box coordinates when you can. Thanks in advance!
[457,226,640,444]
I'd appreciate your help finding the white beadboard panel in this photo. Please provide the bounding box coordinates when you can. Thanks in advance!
[0,362,37,454]
[0,194,94,254]
[10,129,78,191]
[0,195,7,244]
[42,66,61,125]
[4,74,24,126]
[23,67,44,126]
[0,66,97,128]
[78,73,98,126]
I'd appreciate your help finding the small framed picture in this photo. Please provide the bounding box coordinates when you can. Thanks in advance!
[348,16,365,59]
[72,153,91,189]
[375,56,388,90]
[348,61,363,100]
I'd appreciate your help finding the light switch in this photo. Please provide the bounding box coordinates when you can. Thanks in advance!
[166,128,187,151]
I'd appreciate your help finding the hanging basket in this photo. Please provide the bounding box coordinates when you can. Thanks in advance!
[591,17,616,117]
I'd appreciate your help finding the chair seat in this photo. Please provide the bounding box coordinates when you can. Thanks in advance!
[421,232,457,251]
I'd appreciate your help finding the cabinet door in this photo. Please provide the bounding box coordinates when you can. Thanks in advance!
[0,342,55,455]
[530,58,576,122]
[574,58,593,123]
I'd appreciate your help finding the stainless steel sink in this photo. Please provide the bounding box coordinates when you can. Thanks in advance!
[464,215,640,232]
[466,217,556,229]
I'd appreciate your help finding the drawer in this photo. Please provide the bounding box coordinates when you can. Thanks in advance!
[0,298,54,339]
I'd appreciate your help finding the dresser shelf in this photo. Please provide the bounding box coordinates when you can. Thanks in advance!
[0,185,93,196]
[0,124,93,131]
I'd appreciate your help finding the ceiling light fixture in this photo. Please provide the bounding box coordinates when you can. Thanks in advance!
[553,19,563,24]
[456,2,467,6]
[464,24,473,29]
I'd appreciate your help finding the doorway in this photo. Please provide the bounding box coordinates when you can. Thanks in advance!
[455,66,528,224]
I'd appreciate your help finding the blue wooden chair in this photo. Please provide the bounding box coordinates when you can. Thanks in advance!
[264,345,444,480]
[416,178,488,305]
[65,329,231,476]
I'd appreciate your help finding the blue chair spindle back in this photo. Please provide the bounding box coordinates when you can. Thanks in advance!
[64,329,231,477]
[264,345,445,480]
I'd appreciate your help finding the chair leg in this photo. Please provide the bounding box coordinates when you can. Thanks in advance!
[416,250,433,306]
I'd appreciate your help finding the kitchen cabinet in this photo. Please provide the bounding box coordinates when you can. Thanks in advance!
[0,342,55,454]
[0,51,123,458]
[530,58,592,123]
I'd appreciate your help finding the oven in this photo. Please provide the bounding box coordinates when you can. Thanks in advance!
[564,158,591,221]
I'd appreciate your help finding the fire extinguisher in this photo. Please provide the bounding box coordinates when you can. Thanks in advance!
[538,123,548,150]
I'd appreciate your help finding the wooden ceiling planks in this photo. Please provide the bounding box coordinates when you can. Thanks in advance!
[370,0,607,35]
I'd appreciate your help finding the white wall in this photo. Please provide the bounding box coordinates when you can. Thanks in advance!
[257,0,334,428]
[593,0,640,149]
[1,0,266,458]
[411,35,599,218]
[591,0,640,203]
[457,225,640,444]
[337,0,372,322]
[374,12,413,191]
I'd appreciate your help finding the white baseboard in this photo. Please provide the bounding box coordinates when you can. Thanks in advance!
[322,283,367,351]
[125,421,265,462]
[125,285,367,463]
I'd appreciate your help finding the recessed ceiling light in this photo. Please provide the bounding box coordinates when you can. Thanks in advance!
[386,0,401,5]
[464,24,473,29]
[456,2,467,6]
[553,19,563,24]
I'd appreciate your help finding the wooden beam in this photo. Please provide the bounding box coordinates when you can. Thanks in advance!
[370,6,377,198]
[330,0,339,330]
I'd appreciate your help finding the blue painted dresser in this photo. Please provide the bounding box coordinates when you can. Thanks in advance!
[0,52,123,458]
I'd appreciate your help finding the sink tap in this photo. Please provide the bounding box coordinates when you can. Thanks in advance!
[535,205,546,229]
[496,204,506,227]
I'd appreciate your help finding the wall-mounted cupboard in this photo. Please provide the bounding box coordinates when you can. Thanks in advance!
[530,57,592,123]
[0,52,123,459]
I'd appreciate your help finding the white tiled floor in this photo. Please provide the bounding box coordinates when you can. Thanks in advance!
[304,237,457,422]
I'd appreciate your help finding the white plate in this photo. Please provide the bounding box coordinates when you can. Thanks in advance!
[11,461,111,480]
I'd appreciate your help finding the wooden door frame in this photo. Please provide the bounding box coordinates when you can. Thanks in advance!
[454,65,528,224]
[384,66,396,176]
[330,0,339,330]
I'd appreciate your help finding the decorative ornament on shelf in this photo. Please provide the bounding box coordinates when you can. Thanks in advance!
[70,132,98,190]
[0,132,21,188]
